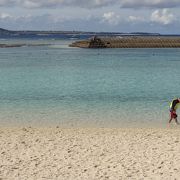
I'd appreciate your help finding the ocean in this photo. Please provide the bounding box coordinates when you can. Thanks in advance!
[0,39,180,127]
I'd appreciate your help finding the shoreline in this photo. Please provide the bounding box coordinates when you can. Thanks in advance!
[1,126,180,179]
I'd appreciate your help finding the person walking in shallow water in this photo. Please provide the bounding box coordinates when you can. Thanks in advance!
[169,98,180,124]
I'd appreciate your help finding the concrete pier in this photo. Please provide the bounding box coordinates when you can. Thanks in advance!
[69,36,180,48]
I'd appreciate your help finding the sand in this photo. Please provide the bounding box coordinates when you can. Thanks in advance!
[1,126,180,179]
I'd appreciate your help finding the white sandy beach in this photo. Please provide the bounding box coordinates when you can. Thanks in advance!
[1,126,180,179]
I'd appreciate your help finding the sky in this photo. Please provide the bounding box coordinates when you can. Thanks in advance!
[0,0,180,33]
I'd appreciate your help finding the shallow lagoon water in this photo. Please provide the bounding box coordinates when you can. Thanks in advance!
[0,39,180,127]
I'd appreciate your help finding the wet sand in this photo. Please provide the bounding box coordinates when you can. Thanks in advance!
[1,126,180,179]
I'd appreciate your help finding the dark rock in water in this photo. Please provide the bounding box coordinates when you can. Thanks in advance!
[0,43,51,48]
[0,44,25,48]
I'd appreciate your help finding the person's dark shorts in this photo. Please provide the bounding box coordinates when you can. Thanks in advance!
[170,109,178,118]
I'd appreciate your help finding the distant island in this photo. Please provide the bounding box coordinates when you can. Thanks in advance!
[0,28,162,39]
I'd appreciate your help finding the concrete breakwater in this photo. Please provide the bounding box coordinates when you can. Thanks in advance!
[69,36,180,48]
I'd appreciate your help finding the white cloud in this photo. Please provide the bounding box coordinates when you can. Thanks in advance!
[0,0,180,9]
[22,1,41,8]
[0,10,179,33]
[102,12,120,25]
[0,0,116,8]
[0,0,15,6]
[0,13,12,19]
[120,0,180,8]
[128,15,145,23]
[150,9,175,25]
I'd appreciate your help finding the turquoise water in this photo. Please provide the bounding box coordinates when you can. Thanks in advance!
[0,39,180,127]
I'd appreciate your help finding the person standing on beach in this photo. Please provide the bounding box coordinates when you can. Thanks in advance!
[169,98,180,124]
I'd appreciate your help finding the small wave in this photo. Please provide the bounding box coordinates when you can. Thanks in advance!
[49,45,72,49]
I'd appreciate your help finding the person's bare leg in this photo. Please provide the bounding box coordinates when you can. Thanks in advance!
[169,118,172,123]
[175,118,179,124]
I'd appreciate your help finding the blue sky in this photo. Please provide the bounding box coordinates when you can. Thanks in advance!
[0,0,180,33]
